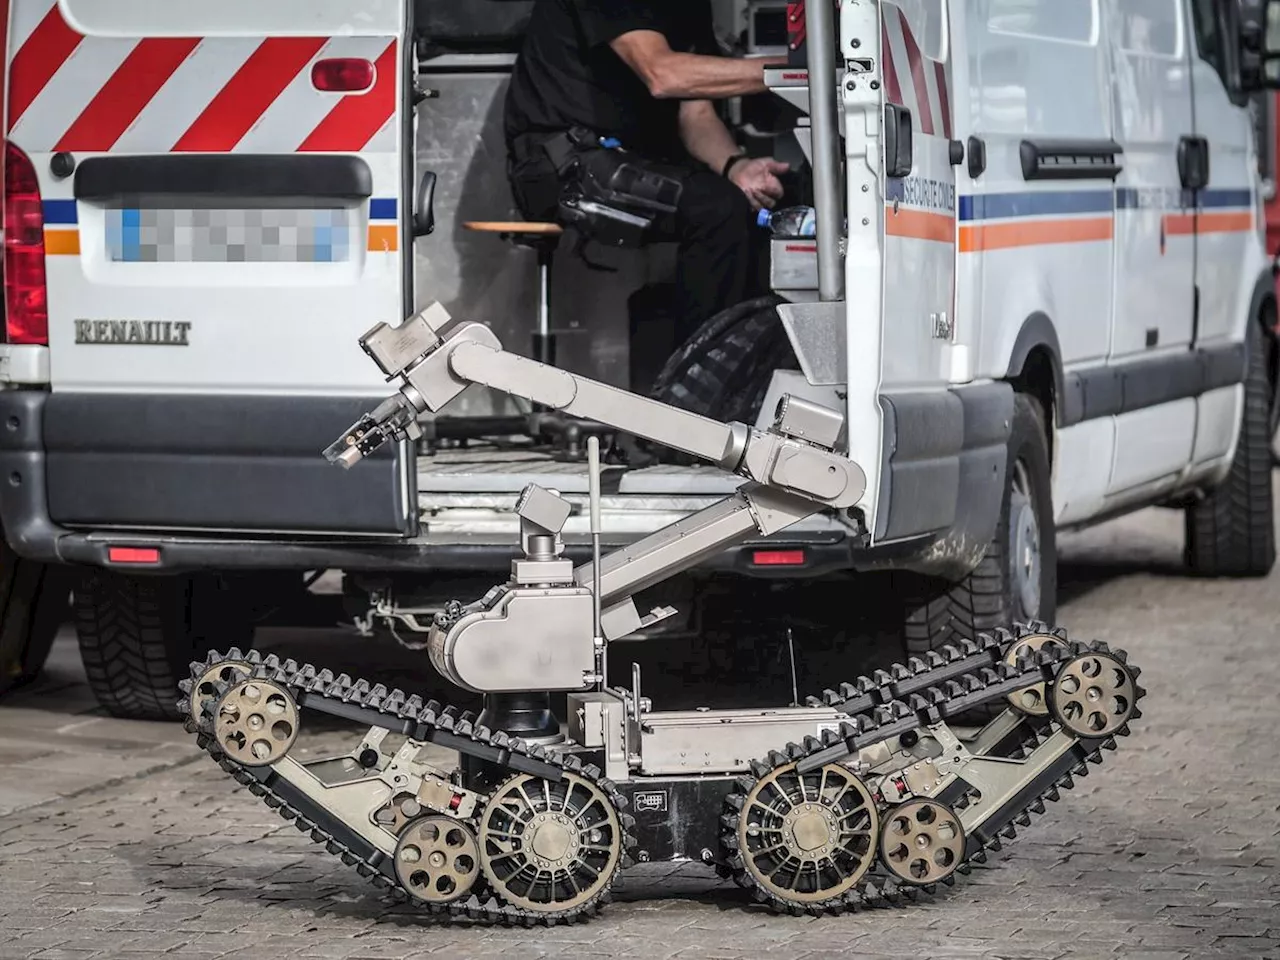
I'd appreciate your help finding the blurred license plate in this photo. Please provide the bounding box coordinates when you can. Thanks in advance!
[105,206,352,263]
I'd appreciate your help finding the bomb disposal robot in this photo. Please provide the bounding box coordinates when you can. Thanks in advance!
[181,297,1145,920]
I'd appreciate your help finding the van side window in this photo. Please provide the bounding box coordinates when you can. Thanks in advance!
[986,0,1097,45]
[1189,0,1227,79]
[1115,0,1182,57]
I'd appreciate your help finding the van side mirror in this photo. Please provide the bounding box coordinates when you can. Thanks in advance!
[1238,0,1280,90]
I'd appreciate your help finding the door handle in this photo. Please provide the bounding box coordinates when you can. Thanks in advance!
[1177,136,1210,191]
[413,171,437,237]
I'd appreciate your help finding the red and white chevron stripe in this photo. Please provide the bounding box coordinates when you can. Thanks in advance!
[5,0,398,154]
[882,1,952,139]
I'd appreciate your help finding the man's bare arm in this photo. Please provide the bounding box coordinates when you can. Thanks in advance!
[612,30,784,99]
[679,100,789,212]
[678,100,740,172]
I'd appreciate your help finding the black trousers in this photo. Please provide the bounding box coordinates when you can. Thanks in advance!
[509,146,763,345]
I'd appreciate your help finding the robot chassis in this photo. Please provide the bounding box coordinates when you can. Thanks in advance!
[179,303,1146,922]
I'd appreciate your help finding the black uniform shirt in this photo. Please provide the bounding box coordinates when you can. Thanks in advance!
[504,0,720,160]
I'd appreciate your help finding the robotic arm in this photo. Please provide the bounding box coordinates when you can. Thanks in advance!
[328,302,865,509]
[326,303,868,694]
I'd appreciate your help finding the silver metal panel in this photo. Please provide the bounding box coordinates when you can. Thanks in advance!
[445,339,742,466]
[362,306,444,376]
[774,394,845,449]
[741,483,829,536]
[755,372,845,431]
[574,494,761,604]
[771,237,819,294]
[418,451,597,493]
[515,484,573,533]
[777,301,848,385]
[616,465,745,495]
[638,706,847,776]
[600,598,643,642]
[416,508,843,541]
[957,731,1076,835]
[421,53,517,69]
[765,67,811,114]
[511,558,574,585]
[413,72,535,417]
[273,757,396,856]
[567,691,630,781]
[431,586,596,692]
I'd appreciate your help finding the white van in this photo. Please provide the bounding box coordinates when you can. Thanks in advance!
[0,0,1276,716]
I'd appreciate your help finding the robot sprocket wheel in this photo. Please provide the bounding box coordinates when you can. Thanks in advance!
[729,757,880,911]
[478,769,626,917]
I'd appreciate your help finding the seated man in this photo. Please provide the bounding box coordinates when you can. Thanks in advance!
[504,0,790,344]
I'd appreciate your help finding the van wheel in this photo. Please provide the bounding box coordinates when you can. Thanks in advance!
[0,537,72,695]
[74,572,254,721]
[1185,318,1277,578]
[899,392,1057,658]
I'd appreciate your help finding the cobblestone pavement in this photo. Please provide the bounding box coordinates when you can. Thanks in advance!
[2,501,1279,960]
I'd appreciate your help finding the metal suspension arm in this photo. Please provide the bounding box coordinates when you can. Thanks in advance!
[326,303,867,512]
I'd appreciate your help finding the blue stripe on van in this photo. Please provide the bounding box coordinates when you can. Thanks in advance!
[42,200,77,225]
[958,190,1114,222]
[1115,187,1253,211]
[1198,188,1253,209]
[369,198,397,221]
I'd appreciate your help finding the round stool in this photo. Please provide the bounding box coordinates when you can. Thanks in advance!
[463,221,564,365]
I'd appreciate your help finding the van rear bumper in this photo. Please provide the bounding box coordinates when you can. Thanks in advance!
[37,528,870,578]
[0,388,869,577]
[0,384,1010,580]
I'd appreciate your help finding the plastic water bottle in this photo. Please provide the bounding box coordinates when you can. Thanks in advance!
[758,205,816,238]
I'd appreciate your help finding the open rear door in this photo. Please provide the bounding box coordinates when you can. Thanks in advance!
[10,0,415,537]
[773,0,958,545]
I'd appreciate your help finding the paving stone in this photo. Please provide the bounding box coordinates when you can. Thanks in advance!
[2,500,1280,959]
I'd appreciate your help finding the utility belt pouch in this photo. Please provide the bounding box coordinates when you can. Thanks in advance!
[558,196,654,249]
[542,132,685,249]
[577,150,683,217]
[541,130,581,175]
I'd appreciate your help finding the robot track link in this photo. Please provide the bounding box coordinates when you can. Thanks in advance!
[177,621,1144,924]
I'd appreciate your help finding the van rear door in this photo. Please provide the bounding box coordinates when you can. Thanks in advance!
[11,0,414,537]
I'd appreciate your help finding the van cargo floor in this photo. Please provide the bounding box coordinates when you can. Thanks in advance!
[414,446,843,543]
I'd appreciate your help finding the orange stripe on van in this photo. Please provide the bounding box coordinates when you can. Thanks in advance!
[367,224,398,252]
[885,207,954,243]
[958,216,1113,253]
[44,229,80,255]
[1195,211,1254,234]
[1163,211,1253,237]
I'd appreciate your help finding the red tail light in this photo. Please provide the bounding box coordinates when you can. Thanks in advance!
[752,549,807,566]
[107,546,161,564]
[4,142,49,345]
[311,58,375,93]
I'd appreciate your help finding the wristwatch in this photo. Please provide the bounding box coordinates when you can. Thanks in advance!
[721,152,749,178]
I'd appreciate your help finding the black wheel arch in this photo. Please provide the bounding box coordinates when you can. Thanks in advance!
[1005,312,1064,463]
[1247,264,1278,336]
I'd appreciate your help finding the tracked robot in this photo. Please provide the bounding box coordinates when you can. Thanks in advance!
[179,302,1145,922]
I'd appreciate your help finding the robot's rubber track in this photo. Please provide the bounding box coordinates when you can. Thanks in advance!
[179,654,636,926]
[722,623,1146,915]
[178,622,1143,923]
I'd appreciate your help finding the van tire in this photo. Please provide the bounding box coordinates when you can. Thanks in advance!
[1185,318,1277,578]
[74,572,253,721]
[0,537,72,694]
[899,392,1057,656]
